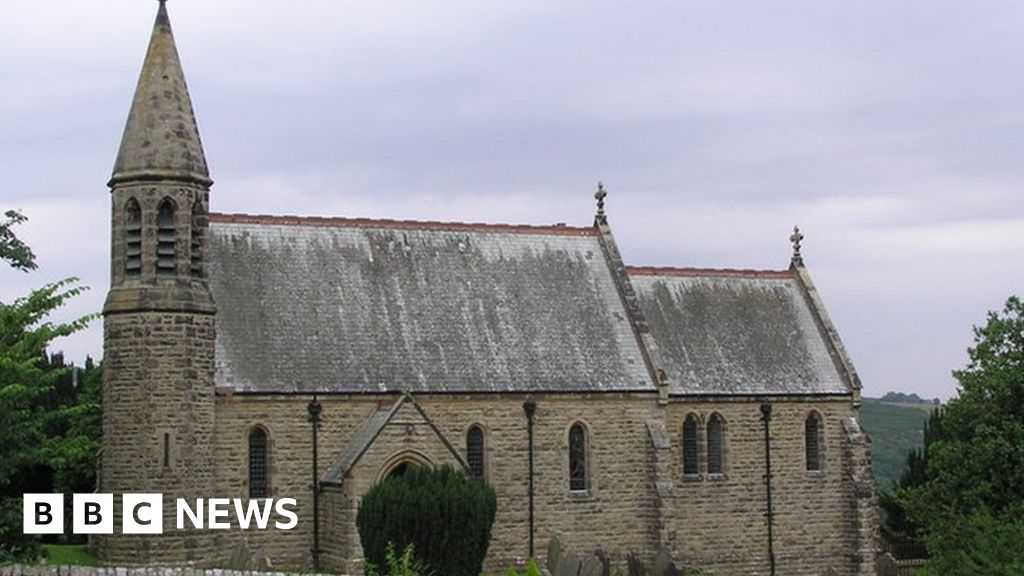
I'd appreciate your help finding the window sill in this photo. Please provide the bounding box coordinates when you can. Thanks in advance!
[806,470,824,478]
[682,473,703,483]
[566,489,595,501]
[707,472,728,482]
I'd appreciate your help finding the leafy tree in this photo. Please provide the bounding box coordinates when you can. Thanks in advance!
[0,211,96,560]
[357,465,497,576]
[880,407,944,539]
[900,296,1024,574]
[0,210,37,272]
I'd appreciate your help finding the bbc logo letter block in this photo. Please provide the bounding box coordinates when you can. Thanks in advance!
[23,494,299,535]
[24,494,159,535]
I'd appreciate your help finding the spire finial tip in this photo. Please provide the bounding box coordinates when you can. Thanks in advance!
[594,182,608,223]
[789,225,804,265]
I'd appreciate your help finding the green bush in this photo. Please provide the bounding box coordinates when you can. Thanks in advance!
[357,465,497,576]
[365,542,422,576]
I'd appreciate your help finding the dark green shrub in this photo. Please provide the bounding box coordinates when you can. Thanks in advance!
[357,465,497,576]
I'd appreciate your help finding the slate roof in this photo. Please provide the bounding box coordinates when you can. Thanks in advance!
[207,214,654,394]
[629,267,849,395]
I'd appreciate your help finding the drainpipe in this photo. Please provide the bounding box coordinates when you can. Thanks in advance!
[522,396,537,559]
[308,395,323,571]
[760,403,776,576]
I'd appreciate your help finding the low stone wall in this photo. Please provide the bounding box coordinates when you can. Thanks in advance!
[0,567,339,576]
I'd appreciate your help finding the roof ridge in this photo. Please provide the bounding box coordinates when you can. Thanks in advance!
[627,265,793,279]
[208,212,597,236]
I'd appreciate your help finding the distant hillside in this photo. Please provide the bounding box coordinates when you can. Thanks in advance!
[860,397,934,490]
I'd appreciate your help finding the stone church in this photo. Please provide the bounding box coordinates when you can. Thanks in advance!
[96,3,878,575]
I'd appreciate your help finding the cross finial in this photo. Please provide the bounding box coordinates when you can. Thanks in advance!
[594,182,608,224]
[789,225,804,265]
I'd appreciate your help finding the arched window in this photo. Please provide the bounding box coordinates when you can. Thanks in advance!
[805,412,822,472]
[249,427,269,498]
[156,198,176,275]
[190,200,203,277]
[682,414,699,476]
[124,198,142,277]
[707,413,724,475]
[466,425,485,480]
[569,423,588,491]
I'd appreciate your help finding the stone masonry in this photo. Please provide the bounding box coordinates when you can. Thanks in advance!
[95,4,879,575]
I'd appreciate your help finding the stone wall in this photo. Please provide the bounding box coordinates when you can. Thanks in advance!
[95,311,216,565]
[204,392,873,575]
[209,393,664,573]
[664,397,867,576]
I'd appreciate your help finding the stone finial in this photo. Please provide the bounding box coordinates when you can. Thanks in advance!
[594,182,608,225]
[789,225,804,266]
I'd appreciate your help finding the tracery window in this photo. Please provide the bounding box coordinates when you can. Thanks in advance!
[249,427,269,498]
[156,198,176,275]
[125,198,142,277]
[467,425,485,480]
[707,413,724,475]
[569,423,588,491]
[805,412,822,472]
[682,414,699,476]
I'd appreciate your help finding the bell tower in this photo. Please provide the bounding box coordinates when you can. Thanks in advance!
[98,0,217,563]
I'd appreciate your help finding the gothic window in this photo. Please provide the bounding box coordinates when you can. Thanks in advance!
[805,412,822,472]
[467,425,485,480]
[249,427,269,498]
[125,198,142,277]
[682,414,699,476]
[156,198,176,275]
[707,413,724,475]
[569,422,588,491]
[190,200,203,277]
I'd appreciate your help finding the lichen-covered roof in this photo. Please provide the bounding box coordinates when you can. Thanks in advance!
[207,214,654,394]
[629,267,848,395]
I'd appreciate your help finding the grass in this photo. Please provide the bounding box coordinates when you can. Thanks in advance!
[860,397,935,490]
[41,544,98,566]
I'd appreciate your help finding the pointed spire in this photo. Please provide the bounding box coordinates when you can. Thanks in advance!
[790,225,804,266]
[110,0,211,187]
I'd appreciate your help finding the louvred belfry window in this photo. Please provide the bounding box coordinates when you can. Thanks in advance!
[125,198,142,277]
[190,200,202,277]
[156,198,176,275]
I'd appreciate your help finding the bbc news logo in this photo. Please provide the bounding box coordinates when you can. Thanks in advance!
[23,494,298,534]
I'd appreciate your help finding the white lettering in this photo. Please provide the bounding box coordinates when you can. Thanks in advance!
[176,498,204,529]
[207,498,231,529]
[274,498,298,530]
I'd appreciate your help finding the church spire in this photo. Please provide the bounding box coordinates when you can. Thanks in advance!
[110,0,210,187]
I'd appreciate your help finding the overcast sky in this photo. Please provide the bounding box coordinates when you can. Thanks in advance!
[3,1,1022,400]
